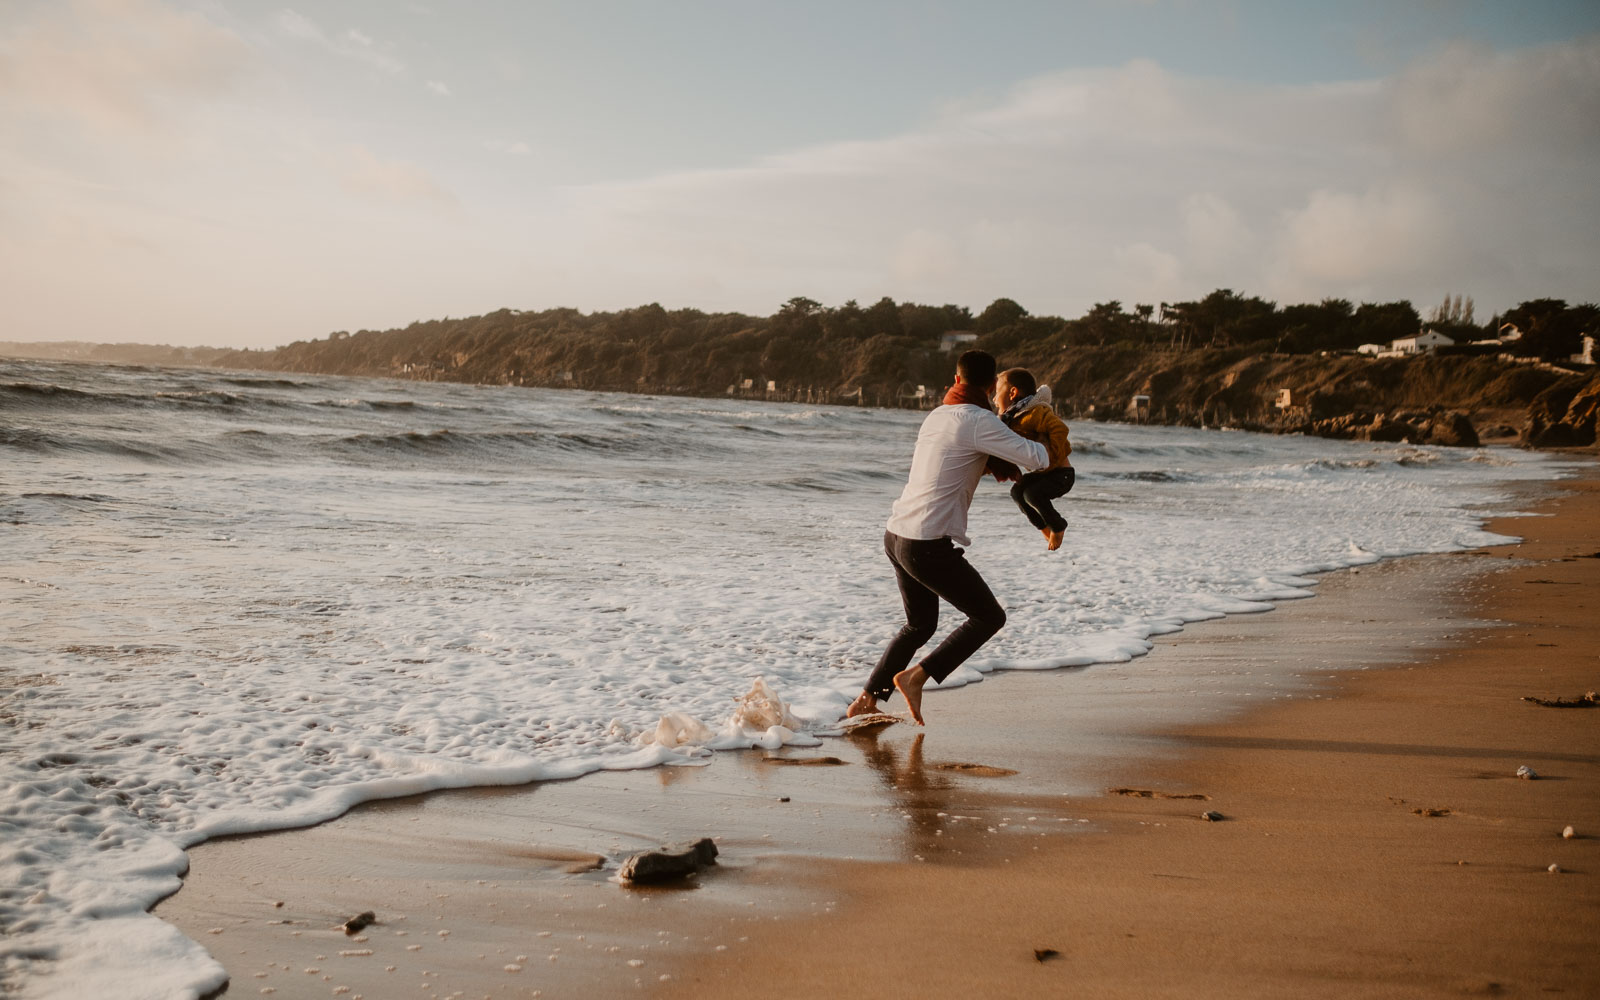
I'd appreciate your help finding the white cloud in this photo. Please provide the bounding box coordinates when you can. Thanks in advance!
[426,79,451,96]
[0,0,250,137]
[275,9,403,74]
[339,145,455,206]
[484,139,531,155]
[555,38,1600,316]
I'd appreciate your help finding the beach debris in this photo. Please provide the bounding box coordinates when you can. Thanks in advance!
[761,755,846,766]
[1516,766,1539,780]
[1563,825,1576,839]
[1033,948,1061,963]
[1548,864,1563,874]
[778,796,790,802]
[1108,787,1209,800]
[1521,692,1598,708]
[340,912,376,935]
[1412,807,1452,818]
[1200,810,1225,822]
[618,838,719,883]
[934,762,1019,777]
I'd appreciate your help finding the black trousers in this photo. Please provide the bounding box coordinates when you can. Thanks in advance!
[1010,466,1075,533]
[864,531,1007,700]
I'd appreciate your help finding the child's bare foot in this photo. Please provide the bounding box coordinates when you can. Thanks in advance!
[846,690,879,718]
[893,665,929,725]
[1046,528,1064,551]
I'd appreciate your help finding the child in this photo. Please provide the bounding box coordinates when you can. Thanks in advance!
[995,367,1074,550]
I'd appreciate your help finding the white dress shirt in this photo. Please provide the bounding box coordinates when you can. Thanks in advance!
[885,403,1049,546]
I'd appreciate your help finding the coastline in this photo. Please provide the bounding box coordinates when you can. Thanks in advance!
[657,466,1600,998]
[152,463,1598,998]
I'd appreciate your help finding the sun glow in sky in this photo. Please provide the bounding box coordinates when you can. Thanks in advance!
[3,0,1598,347]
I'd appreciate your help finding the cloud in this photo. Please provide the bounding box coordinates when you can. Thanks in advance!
[556,38,1600,316]
[0,0,250,137]
[275,8,402,74]
[426,79,450,96]
[484,139,531,155]
[339,145,456,206]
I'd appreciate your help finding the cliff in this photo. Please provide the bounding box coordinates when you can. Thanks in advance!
[202,306,1596,448]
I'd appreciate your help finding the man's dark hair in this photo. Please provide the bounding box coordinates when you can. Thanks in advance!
[956,350,997,385]
[1000,367,1036,397]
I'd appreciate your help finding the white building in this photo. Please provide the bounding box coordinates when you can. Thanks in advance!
[1389,330,1455,355]
[1356,343,1388,356]
[1573,335,1596,366]
[939,332,979,353]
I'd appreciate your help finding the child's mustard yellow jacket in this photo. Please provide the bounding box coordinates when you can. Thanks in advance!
[1003,387,1072,470]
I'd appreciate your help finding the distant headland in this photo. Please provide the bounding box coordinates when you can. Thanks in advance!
[4,290,1596,448]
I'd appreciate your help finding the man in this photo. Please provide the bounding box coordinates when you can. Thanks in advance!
[847,350,1049,725]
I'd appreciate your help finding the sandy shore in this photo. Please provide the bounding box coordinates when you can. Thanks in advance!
[156,466,1599,999]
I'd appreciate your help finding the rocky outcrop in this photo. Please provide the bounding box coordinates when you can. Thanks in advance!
[1523,374,1600,447]
[1422,411,1481,447]
[1305,408,1478,447]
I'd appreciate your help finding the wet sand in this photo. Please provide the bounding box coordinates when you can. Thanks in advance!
[156,468,1600,999]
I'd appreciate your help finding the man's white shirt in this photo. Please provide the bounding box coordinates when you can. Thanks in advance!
[885,403,1049,547]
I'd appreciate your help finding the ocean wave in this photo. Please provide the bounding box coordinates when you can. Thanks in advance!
[1098,469,1199,483]
[222,377,310,388]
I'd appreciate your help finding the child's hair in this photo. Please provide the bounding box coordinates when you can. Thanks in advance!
[956,350,997,385]
[1000,367,1037,397]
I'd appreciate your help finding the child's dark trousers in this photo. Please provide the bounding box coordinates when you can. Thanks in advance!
[1010,466,1075,533]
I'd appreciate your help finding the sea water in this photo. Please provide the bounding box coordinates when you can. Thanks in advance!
[0,359,1568,998]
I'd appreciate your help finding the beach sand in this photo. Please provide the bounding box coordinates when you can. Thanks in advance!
[156,467,1599,999]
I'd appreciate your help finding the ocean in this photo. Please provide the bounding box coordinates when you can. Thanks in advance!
[0,358,1568,999]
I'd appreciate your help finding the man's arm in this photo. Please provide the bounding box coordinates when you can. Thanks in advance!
[971,411,1049,472]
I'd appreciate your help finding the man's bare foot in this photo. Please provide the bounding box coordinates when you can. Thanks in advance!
[1046,528,1064,551]
[893,665,929,726]
[1039,528,1052,542]
[846,691,879,718]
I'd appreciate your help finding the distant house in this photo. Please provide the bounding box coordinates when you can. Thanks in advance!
[1498,323,1523,342]
[1127,393,1151,421]
[1356,343,1388,356]
[1389,330,1455,355]
[1573,335,1596,366]
[1275,388,1302,410]
[939,332,979,353]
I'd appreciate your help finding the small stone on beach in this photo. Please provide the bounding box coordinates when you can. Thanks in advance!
[1548,864,1563,873]
[340,911,376,935]
[618,837,719,883]
[1562,825,1576,839]
[1201,810,1225,822]
[1516,766,1538,780]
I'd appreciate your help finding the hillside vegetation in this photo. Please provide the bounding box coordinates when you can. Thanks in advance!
[7,290,1596,447]
[202,292,1596,447]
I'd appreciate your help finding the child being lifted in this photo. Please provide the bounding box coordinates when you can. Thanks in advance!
[994,367,1074,550]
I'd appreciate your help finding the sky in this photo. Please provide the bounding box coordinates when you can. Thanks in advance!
[2,0,1598,348]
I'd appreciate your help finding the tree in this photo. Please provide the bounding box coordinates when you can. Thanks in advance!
[1351,300,1421,350]
[1503,298,1589,361]
[976,297,1028,334]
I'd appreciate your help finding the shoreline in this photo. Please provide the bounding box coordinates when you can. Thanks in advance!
[658,466,1600,998]
[151,467,1597,998]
